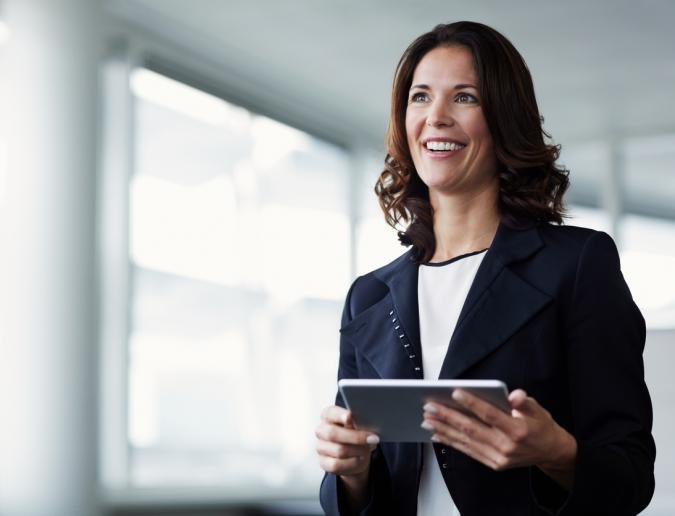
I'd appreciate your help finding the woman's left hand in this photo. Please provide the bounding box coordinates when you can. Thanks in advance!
[421,388,577,489]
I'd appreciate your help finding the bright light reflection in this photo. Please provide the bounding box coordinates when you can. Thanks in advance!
[278,351,312,467]
[130,68,250,130]
[259,204,350,303]
[129,331,246,448]
[620,214,675,328]
[356,216,405,276]
[250,116,313,169]
[565,204,611,233]
[621,251,675,312]
[130,174,238,285]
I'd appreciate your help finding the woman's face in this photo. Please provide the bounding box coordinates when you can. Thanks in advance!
[405,45,497,197]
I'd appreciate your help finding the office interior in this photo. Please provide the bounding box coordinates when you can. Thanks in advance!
[0,1,674,515]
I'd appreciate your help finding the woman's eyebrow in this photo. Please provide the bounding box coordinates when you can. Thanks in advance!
[409,83,478,91]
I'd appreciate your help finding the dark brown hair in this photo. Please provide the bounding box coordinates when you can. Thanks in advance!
[375,21,569,263]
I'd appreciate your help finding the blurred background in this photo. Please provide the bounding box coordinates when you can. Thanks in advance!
[0,1,673,515]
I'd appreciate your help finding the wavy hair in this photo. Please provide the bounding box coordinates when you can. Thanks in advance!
[375,21,569,263]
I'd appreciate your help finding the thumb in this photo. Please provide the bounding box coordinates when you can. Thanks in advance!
[508,389,527,405]
[508,389,534,417]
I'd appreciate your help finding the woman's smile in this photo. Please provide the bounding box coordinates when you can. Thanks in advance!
[421,140,466,160]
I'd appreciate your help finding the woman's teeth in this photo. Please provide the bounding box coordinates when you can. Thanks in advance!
[425,141,466,151]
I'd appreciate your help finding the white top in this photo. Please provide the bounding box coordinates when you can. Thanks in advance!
[416,249,487,516]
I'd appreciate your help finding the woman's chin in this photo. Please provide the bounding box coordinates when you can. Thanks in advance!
[421,177,460,194]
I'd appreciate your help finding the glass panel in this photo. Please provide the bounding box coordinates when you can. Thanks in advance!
[624,133,675,216]
[559,141,608,207]
[620,214,675,329]
[565,204,611,233]
[128,69,349,491]
[355,152,412,275]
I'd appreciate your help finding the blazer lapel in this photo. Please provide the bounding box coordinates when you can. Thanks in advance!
[439,221,551,379]
[387,251,422,368]
[341,250,424,379]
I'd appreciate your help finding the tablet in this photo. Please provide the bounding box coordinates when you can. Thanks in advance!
[338,379,510,442]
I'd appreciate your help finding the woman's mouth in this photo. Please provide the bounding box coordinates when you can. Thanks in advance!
[422,141,466,159]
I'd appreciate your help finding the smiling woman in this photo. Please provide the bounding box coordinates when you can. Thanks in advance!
[377,22,569,264]
[316,21,655,516]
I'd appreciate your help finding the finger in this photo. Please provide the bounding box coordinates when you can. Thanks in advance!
[316,439,374,460]
[429,426,501,470]
[508,389,528,413]
[508,389,528,405]
[449,389,513,431]
[508,390,543,419]
[315,422,380,446]
[423,402,502,447]
[508,390,526,418]
[321,405,351,426]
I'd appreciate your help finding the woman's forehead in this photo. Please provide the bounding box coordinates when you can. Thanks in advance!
[412,46,477,85]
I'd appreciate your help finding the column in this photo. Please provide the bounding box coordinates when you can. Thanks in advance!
[0,1,102,515]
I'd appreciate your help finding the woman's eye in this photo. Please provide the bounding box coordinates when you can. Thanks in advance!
[410,92,428,102]
[456,92,477,104]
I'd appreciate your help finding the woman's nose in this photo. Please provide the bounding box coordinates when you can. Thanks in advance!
[426,100,454,128]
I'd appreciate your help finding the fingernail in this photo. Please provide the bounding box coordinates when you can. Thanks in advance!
[421,421,434,431]
[452,389,465,401]
[423,403,438,413]
[430,434,440,442]
[366,435,379,445]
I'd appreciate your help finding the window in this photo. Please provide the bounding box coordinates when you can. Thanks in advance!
[126,69,350,491]
[621,134,675,329]
[621,215,675,329]
[354,150,406,275]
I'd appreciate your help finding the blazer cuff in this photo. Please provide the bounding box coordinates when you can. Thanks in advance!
[319,447,389,516]
[529,466,570,515]
[530,441,649,516]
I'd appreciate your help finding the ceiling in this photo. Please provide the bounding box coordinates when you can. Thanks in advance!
[105,0,675,214]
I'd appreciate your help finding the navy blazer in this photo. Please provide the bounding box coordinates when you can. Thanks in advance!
[319,221,655,516]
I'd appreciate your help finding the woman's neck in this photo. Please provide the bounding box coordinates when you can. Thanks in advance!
[428,183,500,263]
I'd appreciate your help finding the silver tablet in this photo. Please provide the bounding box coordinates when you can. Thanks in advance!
[338,379,510,442]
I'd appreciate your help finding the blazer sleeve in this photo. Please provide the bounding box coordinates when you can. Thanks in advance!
[319,277,394,516]
[530,231,656,515]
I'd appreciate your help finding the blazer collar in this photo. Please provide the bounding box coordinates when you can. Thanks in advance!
[454,219,544,329]
[373,219,547,379]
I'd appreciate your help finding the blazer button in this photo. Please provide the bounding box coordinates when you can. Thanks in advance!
[441,448,447,454]
[442,463,448,469]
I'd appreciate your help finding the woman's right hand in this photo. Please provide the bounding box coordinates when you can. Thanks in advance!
[315,405,380,478]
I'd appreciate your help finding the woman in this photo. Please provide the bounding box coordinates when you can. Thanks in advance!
[316,21,655,515]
